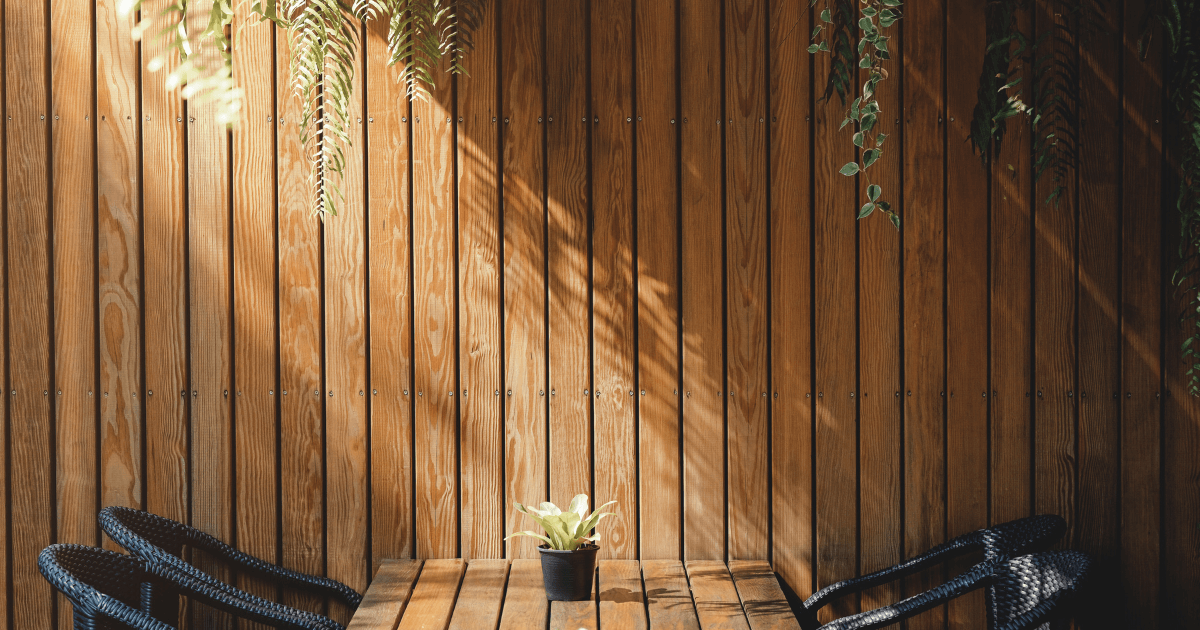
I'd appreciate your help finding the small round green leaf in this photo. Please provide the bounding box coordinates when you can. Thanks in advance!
[840,162,860,176]
[858,202,876,219]
[868,184,881,201]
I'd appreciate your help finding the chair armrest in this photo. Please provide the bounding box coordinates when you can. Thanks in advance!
[818,558,998,630]
[803,533,980,614]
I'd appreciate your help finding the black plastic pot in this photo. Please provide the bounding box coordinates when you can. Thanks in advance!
[537,544,599,601]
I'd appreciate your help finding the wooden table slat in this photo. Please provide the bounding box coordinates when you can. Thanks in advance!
[347,559,424,630]
[686,561,752,630]
[550,566,597,630]
[498,559,550,630]
[396,559,467,630]
[728,561,801,630]
[642,560,701,630]
[447,560,510,630]
[598,560,646,630]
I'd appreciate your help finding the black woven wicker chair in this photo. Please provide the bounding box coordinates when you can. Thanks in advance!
[41,543,350,630]
[39,544,175,630]
[812,550,1091,630]
[99,507,360,629]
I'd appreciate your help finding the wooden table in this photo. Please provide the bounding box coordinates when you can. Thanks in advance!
[347,558,801,630]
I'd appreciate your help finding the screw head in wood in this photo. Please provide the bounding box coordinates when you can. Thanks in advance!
[283,390,288,395]
[447,117,452,123]
[404,390,409,395]
[418,391,423,396]
[269,390,273,395]
[43,390,48,396]
[368,117,373,123]
[314,390,319,396]
[55,115,59,120]
[359,391,364,396]
[507,390,512,396]
[538,390,544,396]
[671,119,676,124]
[585,389,590,395]
[147,390,152,396]
[373,389,378,395]
[330,391,334,397]
[504,118,509,123]
[641,390,646,396]
[449,391,454,396]
[627,117,631,122]
[58,390,63,396]
[495,390,500,396]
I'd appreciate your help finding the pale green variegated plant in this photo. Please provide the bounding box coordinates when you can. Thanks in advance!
[119,0,483,219]
[506,495,616,551]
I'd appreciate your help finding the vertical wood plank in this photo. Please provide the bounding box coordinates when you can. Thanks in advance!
[142,0,189,531]
[1120,0,1163,625]
[366,17,414,569]
[50,0,98,599]
[592,0,637,560]
[277,25,326,617]
[97,0,143,540]
[501,0,548,559]
[724,0,768,562]
[768,0,813,597]
[1075,2,1122,624]
[325,21,370,621]
[902,1,946,628]
[186,4,233,628]
[232,8,278,616]
[989,6,1033,529]
[680,0,726,562]
[634,0,681,561]
[944,2,988,628]
[7,0,54,626]
[812,4,857,620]
[412,56,459,560]
[1032,0,1077,551]
[456,0,502,561]
[856,10,902,612]
[0,2,7,622]
[546,0,591,520]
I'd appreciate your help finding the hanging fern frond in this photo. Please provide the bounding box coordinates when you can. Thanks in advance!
[1161,0,1200,394]
[121,0,485,219]
[969,0,1029,162]
[809,0,858,105]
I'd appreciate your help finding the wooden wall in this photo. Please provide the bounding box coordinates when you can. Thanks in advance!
[1,0,1195,628]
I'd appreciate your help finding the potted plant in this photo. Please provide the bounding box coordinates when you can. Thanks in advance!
[506,494,617,601]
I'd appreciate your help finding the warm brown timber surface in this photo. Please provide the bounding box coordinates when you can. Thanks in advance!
[0,1,1185,628]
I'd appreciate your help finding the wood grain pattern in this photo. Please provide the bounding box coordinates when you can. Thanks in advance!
[1032,0,1078,559]
[325,19,370,621]
[990,5,1034,529]
[812,1,857,619]
[546,0,592,516]
[0,5,7,623]
[642,560,701,630]
[97,0,143,540]
[395,559,466,630]
[276,23,326,617]
[901,1,946,628]
[141,0,189,531]
[680,0,726,562]
[347,559,423,630]
[232,10,279,620]
[1120,0,1163,625]
[634,0,681,561]
[768,0,813,598]
[598,560,646,630]
[591,0,638,561]
[7,0,54,625]
[1075,2,1122,624]
[723,0,769,562]
[50,0,98,586]
[446,560,509,630]
[944,2,988,627]
[686,561,751,630]
[501,0,548,560]
[551,567,597,630]
[186,4,233,628]
[412,55,460,560]
[497,560,549,630]
[366,17,414,568]
[855,2,902,613]
[727,561,800,630]
[456,1,503,561]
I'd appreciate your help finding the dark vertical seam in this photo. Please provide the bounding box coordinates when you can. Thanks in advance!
[630,0,642,560]
[43,13,58,629]
[939,0,949,623]
[985,67,994,530]
[762,0,774,570]
[228,109,237,567]
[1,0,13,621]
[451,67,463,562]
[318,197,328,592]
[495,0,506,560]
[852,5,862,597]
[585,0,597,518]
[895,0,906,612]
[673,0,684,563]
[270,15,283,600]
[1028,0,1039,523]
[539,0,550,512]
[134,0,147,523]
[361,21,373,574]
[719,0,729,563]
[90,0,101,550]
[405,69,416,563]
[806,0,817,598]
[1156,29,1167,621]
[1071,6,1082,552]
[1113,0,1125,602]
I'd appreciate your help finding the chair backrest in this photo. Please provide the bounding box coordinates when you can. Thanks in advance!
[991,551,1091,630]
[38,544,175,630]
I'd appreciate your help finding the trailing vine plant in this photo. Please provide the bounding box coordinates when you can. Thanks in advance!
[121,0,482,218]
[1158,0,1200,394]
[809,0,902,228]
